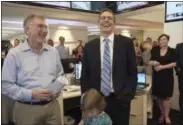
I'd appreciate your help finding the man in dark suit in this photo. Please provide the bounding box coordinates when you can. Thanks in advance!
[176,42,183,124]
[80,9,137,125]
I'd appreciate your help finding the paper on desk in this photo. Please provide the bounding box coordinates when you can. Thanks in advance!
[46,75,68,95]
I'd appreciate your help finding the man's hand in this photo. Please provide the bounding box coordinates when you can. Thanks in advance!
[52,92,61,99]
[154,65,164,72]
[32,88,52,100]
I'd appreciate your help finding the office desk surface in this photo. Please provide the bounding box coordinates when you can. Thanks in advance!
[63,91,81,99]
[62,75,152,99]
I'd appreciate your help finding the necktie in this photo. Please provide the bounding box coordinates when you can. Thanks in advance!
[101,39,111,96]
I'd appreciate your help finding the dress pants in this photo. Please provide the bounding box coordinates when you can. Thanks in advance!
[13,99,61,125]
[105,94,131,125]
[1,94,15,125]
[178,74,183,121]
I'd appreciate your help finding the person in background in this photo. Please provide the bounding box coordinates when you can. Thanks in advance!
[2,14,65,125]
[140,41,145,52]
[47,39,54,47]
[14,39,20,47]
[78,89,112,125]
[74,45,84,61]
[146,37,153,44]
[149,34,176,125]
[153,41,158,47]
[142,41,152,66]
[132,38,142,65]
[80,9,137,125]
[72,40,84,57]
[175,42,183,124]
[56,36,69,59]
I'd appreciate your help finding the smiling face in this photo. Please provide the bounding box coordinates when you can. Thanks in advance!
[159,35,169,48]
[99,10,115,36]
[25,17,48,44]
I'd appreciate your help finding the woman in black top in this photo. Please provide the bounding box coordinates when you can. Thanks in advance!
[73,45,84,62]
[149,34,176,125]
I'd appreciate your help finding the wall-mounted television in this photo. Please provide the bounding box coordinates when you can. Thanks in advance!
[117,2,148,12]
[165,2,183,23]
[71,2,91,11]
[33,2,71,8]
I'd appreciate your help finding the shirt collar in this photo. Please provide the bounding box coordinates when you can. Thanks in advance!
[100,33,114,43]
[21,39,50,52]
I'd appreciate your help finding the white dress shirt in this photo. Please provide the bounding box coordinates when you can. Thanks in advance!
[100,33,114,92]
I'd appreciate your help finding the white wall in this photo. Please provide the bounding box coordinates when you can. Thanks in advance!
[143,29,163,41]
[164,21,183,110]
[48,25,88,55]
[164,21,183,48]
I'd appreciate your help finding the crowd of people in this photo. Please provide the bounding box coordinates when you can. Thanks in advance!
[1,8,183,125]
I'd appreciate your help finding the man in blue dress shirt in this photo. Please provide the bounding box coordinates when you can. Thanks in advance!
[2,14,65,125]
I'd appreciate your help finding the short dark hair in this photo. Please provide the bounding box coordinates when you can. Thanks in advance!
[14,39,20,43]
[99,8,116,23]
[59,36,65,42]
[146,37,152,41]
[158,34,170,42]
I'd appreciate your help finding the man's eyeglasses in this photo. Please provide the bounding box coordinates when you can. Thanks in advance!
[100,16,114,21]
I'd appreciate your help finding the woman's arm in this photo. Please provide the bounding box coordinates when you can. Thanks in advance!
[162,62,176,69]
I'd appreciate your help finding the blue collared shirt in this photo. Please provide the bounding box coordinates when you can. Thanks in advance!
[2,40,64,101]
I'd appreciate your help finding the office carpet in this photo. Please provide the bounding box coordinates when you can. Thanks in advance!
[148,110,182,125]
[65,102,183,125]
[2,107,182,125]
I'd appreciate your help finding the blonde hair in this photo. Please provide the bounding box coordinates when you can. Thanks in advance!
[81,89,106,114]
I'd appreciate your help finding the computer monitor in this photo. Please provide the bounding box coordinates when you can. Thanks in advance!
[75,63,82,80]
[137,72,146,88]
[61,58,79,74]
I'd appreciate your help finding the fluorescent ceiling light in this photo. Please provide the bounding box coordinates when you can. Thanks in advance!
[2,34,8,36]
[2,21,23,24]
[88,28,100,32]
[2,19,97,27]
[87,26,99,29]
[2,27,23,30]
[46,18,90,26]
[2,31,16,34]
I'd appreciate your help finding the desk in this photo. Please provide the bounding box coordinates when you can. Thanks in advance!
[130,75,152,125]
[57,89,81,125]
[58,76,152,125]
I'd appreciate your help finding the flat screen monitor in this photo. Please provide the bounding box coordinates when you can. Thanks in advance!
[165,2,183,23]
[75,63,82,80]
[72,2,91,11]
[61,58,79,74]
[32,1,71,8]
[137,72,146,85]
[117,2,148,12]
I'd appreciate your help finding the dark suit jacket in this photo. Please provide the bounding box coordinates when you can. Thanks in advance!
[80,35,137,105]
[176,43,183,75]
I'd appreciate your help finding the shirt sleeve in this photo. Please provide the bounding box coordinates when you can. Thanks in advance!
[2,49,32,101]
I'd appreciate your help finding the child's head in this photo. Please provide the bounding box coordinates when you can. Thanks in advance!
[81,89,106,117]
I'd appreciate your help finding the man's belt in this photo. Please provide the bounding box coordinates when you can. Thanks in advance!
[18,100,52,105]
